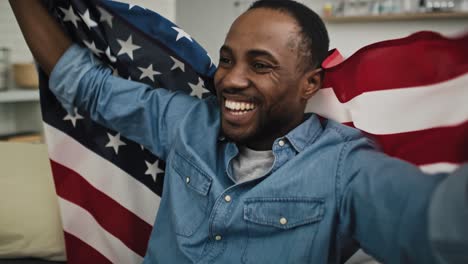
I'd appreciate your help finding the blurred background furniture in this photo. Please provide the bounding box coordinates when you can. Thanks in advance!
[0,142,66,264]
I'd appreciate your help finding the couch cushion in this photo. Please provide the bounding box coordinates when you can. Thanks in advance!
[0,142,66,261]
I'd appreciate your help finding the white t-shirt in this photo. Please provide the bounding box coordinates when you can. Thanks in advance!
[231,146,274,183]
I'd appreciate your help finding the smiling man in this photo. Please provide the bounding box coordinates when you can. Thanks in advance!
[215,5,323,150]
[9,0,468,263]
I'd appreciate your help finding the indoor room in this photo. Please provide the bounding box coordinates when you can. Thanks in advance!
[1,0,467,263]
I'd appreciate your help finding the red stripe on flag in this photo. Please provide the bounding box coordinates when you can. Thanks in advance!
[64,232,112,264]
[323,31,468,103]
[342,121,468,165]
[50,160,152,257]
[322,49,344,68]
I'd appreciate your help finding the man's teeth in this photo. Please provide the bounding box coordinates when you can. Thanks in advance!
[225,100,256,111]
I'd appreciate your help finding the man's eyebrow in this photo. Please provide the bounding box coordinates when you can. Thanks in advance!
[247,49,278,63]
[219,45,232,53]
[219,46,279,63]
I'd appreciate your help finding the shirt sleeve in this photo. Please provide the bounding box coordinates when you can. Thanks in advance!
[336,136,465,264]
[428,165,468,264]
[49,44,199,159]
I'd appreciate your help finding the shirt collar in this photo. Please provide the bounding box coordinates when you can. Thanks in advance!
[284,114,324,153]
[220,113,324,153]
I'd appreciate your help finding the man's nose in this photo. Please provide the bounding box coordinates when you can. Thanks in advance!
[221,66,250,90]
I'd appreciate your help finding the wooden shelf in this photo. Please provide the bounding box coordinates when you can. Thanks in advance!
[0,90,39,103]
[324,11,468,23]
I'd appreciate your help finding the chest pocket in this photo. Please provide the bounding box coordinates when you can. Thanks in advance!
[242,197,325,263]
[170,152,212,237]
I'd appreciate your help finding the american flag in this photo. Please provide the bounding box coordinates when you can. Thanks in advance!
[308,31,468,174]
[38,0,468,263]
[41,0,215,263]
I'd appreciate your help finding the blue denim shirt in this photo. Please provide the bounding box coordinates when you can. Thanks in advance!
[50,45,468,264]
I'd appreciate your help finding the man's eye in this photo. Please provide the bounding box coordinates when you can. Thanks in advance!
[219,57,231,65]
[252,62,272,71]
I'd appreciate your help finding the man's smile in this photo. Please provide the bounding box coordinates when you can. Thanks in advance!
[222,97,258,123]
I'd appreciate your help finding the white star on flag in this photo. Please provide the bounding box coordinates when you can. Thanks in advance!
[128,4,147,10]
[80,9,98,29]
[144,160,164,182]
[97,6,113,28]
[105,133,126,154]
[63,108,84,127]
[105,47,117,63]
[189,77,210,99]
[138,64,161,82]
[172,27,193,42]
[83,40,103,56]
[117,35,141,60]
[59,6,80,28]
[170,56,185,72]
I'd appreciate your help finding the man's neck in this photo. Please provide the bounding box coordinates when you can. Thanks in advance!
[244,115,307,151]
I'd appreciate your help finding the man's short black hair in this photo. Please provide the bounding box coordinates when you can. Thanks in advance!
[248,0,329,71]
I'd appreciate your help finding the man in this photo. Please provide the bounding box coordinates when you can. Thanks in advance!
[10,0,468,263]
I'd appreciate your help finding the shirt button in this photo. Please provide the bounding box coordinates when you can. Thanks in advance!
[185,177,190,184]
[279,217,288,225]
[224,195,232,203]
[215,235,222,241]
[278,139,285,147]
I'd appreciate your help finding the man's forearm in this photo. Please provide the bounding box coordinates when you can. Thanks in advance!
[9,0,72,75]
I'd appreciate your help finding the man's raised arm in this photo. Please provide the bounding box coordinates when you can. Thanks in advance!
[338,138,468,263]
[9,0,71,75]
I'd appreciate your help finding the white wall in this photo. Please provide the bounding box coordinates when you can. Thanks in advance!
[0,2,38,136]
[176,0,468,61]
[0,1,34,63]
[119,0,176,22]
[176,0,242,64]
[307,0,468,57]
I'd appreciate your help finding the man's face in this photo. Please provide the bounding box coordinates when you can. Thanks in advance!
[214,8,313,150]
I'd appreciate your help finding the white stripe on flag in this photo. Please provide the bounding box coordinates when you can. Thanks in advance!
[306,87,352,123]
[58,198,144,263]
[44,123,159,225]
[307,73,468,134]
[420,162,460,174]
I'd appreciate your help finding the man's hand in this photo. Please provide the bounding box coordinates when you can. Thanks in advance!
[9,0,72,75]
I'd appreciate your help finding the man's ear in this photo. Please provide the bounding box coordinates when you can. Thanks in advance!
[301,68,322,100]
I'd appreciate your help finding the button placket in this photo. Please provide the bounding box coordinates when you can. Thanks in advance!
[210,188,238,247]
